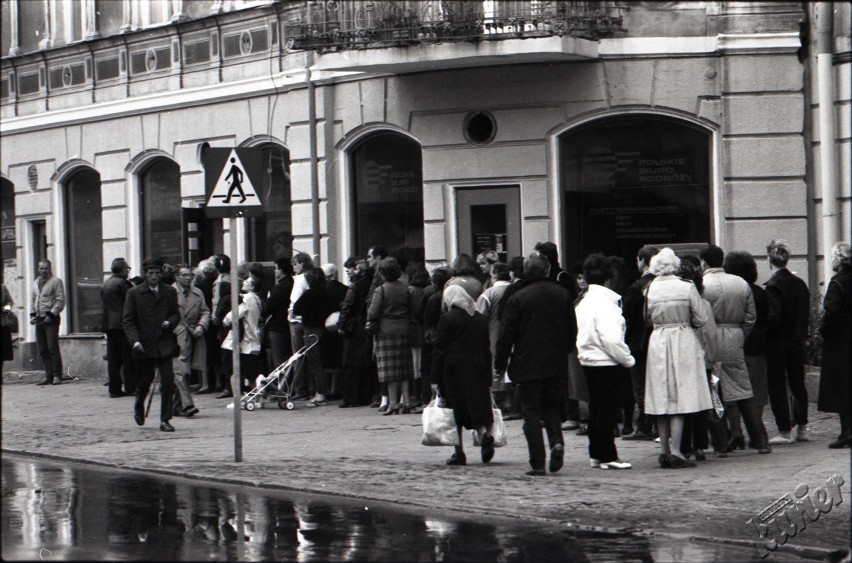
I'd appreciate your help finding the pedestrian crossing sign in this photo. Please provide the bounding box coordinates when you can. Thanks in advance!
[204,148,264,218]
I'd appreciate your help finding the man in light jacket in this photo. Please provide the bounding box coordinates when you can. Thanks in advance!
[172,264,210,418]
[575,254,635,470]
[31,260,66,386]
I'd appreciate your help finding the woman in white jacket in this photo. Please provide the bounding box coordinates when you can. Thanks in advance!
[575,254,636,470]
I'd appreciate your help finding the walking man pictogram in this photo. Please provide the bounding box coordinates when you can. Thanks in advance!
[223,158,246,204]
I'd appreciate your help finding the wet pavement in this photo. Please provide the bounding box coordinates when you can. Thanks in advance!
[1,372,850,561]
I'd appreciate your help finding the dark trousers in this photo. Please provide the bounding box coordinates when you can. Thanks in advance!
[134,357,175,422]
[519,377,564,471]
[35,317,63,381]
[106,329,135,394]
[303,326,327,395]
[727,397,770,449]
[583,365,623,463]
[342,365,373,405]
[766,339,808,432]
[630,350,652,433]
[681,411,710,453]
[268,330,293,371]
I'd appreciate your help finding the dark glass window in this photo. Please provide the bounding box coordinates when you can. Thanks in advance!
[1,178,15,284]
[352,133,423,263]
[96,0,125,38]
[142,159,182,265]
[248,145,292,262]
[560,116,711,277]
[65,169,103,333]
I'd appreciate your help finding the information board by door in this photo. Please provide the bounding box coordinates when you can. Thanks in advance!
[456,186,521,263]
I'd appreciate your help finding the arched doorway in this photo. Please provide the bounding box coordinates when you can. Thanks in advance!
[64,167,103,333]
[560,115,712,277]
[351,132,424,263]
[140,158,182,265]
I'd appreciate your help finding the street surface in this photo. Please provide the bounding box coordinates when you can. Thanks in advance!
[2,370,849,560]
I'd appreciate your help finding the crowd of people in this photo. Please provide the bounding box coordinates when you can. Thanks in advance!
[14,236,849,475]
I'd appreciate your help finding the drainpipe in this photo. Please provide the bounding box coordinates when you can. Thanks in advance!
[815,2,838,285]
[307,51,320,262]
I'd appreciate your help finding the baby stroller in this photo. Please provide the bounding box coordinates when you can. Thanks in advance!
[240,333,319,412]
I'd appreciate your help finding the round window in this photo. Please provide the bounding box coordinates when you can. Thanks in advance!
[464,111,496,145]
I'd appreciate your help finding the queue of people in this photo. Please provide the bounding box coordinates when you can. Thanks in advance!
[24,235,846,465]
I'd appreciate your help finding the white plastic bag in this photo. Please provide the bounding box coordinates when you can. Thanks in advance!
[421,395,459,446]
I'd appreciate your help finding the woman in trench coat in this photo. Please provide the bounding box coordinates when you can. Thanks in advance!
[644,248,712,469]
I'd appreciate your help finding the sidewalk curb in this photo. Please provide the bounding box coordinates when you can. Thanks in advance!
[4,448,850,562]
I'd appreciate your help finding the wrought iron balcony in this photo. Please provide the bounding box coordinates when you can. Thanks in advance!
[284,1,625,54]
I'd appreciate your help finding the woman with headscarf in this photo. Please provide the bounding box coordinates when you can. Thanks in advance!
[431,285,495,466]
[644,248,713,468]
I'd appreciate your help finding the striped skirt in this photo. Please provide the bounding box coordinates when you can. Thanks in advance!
[374,333,414,383]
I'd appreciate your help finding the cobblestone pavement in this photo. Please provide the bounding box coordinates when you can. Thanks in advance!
[2,372,850,559]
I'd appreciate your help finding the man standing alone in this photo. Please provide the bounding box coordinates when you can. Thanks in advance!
[495,254,578,476]
[172,265,209,418]
[123,259,181,432]
[102,258,134,397]
[32,260,65,386]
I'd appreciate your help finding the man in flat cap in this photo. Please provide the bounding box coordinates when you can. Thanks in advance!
[123,258,181,432]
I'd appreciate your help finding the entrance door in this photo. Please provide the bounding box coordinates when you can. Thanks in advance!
[456,186,521,263]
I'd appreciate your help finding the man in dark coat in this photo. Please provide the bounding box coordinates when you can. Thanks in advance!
[495,254,578,476]
[621,245,659,440]
[764,240,811,445]
[102,257,135,397]
[123,258,181,432]
[263,256,294,371]
[818,242,852,448]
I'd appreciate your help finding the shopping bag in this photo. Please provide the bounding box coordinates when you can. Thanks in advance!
[709,373,725,420]
[421,395,459,446]
[472,398,508,447]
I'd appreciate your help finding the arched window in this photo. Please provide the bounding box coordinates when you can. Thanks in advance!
[351,133,424,263]
[560,116,711,277]
[65,168,103,333]
[248,144,292,262]
[141,159,182,265]
[1,178,15,284]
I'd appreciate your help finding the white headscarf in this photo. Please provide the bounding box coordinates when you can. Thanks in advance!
[442,285,476,316]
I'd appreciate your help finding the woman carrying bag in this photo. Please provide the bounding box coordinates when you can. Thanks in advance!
[430,285,495,466]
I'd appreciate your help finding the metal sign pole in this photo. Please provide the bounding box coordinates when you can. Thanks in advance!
[230,221,243,463]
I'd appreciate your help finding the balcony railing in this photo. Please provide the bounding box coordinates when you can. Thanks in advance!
[284,1,625,54]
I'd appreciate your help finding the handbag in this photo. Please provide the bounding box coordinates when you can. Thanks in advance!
[471,396,508,447]
[2,308,19,332]
[421,393,459,446]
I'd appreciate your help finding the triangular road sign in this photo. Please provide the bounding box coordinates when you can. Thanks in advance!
[207,149,261,210]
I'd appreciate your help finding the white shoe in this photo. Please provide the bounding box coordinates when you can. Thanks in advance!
[589,458,600,468]
[796,425,809,442]
[769,432,794,445]
[599,460,632,470]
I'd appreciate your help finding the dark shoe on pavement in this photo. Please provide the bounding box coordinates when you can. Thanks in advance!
[526,468,546,476]
[561,420,580,431]
[338,402,360,408]
[369,399,381,408]
[36,378,52,386]
[52,377,62,385]
[215,391,234,399]
[481,433,495,464]
[377,404,389,413]
[446,452,467,466]
[667,454,696,468]
[502,412,522,421]
[159,421,175,432]
[621,425,634,437]
[658,454,671,468]
[757,446,772,454]
[549,444,564,473]
[828,436,852,449]
[575,425,589,436]
[109,391,126,398]
[622,430,653,441]
[102,381,110,386]
[183,406,199,417]
[134,404,144,426]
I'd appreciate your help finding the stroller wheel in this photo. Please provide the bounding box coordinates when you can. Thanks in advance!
[286,401,295,410]
[240,401,247,410]
[245,401,256,411]
[278,399,287,410]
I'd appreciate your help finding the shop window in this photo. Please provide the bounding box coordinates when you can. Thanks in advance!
[64,168,103,333]
[141,159,182,265]
[248,144,292,262]
[1,178,15,283]
[560,116,711,277]
[352,133,424,263]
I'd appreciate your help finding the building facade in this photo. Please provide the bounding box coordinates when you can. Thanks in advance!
[1,0,850,373]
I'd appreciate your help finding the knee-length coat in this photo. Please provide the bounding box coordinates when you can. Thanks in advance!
[818,264,852,415]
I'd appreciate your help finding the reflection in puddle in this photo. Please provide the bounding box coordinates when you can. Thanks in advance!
[1,456,804,562]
